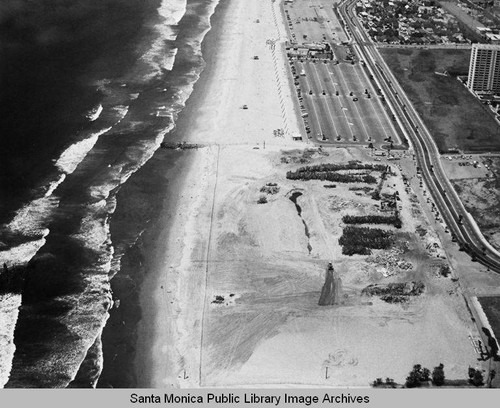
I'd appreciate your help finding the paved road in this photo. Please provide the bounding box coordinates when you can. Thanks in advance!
[338,0,500,272]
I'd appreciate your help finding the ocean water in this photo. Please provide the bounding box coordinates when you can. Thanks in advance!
[0,0,221,387]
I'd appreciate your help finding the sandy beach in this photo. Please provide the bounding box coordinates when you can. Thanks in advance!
[131,0,497,388]
[134,0,303,387]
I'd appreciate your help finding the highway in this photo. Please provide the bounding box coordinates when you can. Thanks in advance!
[337,0,500,272]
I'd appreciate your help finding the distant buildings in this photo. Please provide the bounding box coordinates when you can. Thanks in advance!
[285,42,334,60]
[468,44,500,93]
[355,0,471,45]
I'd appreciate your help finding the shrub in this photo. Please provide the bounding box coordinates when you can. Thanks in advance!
[432,364,445,386]
[339,226,393,255]
[342,214,402,228]
[286,170,377,184]
[468,367,484,387]
[257,195,268,204]
[286,162,387,184]
[372,377,396,388]
[405,370,421,388]
[405,364,430,388]
[415,225,427,237]
[439,264,451,277]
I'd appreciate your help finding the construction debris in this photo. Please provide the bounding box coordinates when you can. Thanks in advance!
[366,248,413,276]
[362,281,425,303]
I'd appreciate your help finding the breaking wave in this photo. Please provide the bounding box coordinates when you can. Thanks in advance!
[55,127,113,175]
[86,104,103,122]
[1,0,223,388]
[0,103,129,268]
[139,0,187,81]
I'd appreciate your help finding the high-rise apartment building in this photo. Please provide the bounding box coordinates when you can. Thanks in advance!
[468,44,500,93]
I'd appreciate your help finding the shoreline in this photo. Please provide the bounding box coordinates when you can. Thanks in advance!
[97,148,192,388]
[133,148,208,387]
[130,0,303,387]
[98,0,233,388]
[132,0,234,387]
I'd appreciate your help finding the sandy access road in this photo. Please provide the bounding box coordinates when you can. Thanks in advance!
[135,0,491,387]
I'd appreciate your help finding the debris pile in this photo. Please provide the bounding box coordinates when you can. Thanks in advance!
[273,128,285,138]
[211,293,238,306]
[426,241,442,256]
[366,248,413,276]
[260,183,280,195]
[415,225,427,237]
[362,281,425,303]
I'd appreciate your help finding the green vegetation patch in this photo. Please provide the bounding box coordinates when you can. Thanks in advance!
[286,162,386,184]
[339,226,394,255]
[343,214,402,228]
[380,48,500,153]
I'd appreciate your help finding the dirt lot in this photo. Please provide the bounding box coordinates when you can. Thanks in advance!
[441,156,490,180]
[380,48,500,153]
[201,145,480,387]
[451,156,500,250]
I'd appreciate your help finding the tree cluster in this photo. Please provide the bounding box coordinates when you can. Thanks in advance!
[405,364,430,388]
[432,364,445,386]
[286,170,377,184]
[339,226,393,256]
[342,214,402,228]
[468,367,484,387]
[286,162,387,184]
[372,377,396,388]
[289,162,386,172]
[405,363,447,387]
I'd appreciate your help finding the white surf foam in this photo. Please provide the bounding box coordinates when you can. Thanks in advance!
[5,192,60,237]
[0,104,130,267]
[159,0,188,25]
[44,174,66,197]
[140,0,187,80]
[112,105,129,123]
[74,120,174,261]
[159,0,221,112]
[0,231,49,267]
[0,293,22,388]
[55,127,112,174]
[86,104,103,121]
[55,105,128,176]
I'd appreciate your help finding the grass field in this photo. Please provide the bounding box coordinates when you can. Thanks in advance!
[478,296,500,342]
[380,48,500,153]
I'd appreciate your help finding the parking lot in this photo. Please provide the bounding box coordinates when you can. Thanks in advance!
[441,155,493,180]
[284,0,400,148]
[290,58,397,147]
